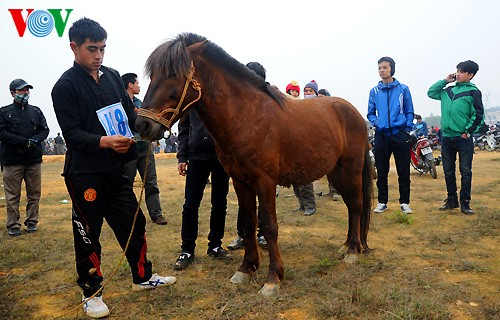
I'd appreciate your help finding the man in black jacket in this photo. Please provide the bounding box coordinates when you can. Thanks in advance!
[174,109,230,270]
[0,79,49,236]
[51,18,175,319]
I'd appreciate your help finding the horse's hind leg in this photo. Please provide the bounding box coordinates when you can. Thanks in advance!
[230,179,259,284]
[331,163,364,263]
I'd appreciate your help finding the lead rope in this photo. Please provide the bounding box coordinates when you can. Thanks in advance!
[52,144,151,319]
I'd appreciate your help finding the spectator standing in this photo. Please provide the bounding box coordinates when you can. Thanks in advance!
[318,88,330,97]
[285,80,301,99]
[227,62,268,251]
[51,18,175,318]
[0,78,49,236]
[174,108,230,270]
[54,132,65,154]
[121,72,167,225]
[427,60,484,215]
[317,87,341,201]
[367,57,414,214]
[292,80,318,216]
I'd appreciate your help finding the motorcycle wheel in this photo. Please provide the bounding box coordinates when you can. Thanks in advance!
[485,136,496,151]
[425,157,438,179]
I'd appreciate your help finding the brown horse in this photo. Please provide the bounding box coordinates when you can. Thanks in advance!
[136,33,373,296]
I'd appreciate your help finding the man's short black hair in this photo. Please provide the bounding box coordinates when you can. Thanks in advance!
[246,62,266,80]
[121,73,138,90]
[378,56,396,76]
[69,17,107,46]
[456,60,479,77]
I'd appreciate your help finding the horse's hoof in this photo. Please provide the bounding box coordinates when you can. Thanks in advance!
[343,253,358,264]
[230,271,251,284]
[338,245,348,254]
[258,283,280,297]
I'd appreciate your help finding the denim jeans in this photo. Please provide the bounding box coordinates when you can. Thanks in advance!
[441,136,474,201]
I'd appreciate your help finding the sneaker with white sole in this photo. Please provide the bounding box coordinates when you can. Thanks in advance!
[131,273,177,291]
[82,295,110,318]
[400,203,413,214]
[373,203,388,213]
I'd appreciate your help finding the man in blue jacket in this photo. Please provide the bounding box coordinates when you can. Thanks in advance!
[367,57,415,214]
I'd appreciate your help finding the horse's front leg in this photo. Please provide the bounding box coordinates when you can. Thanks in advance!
[256,180,283,296]
[230,179,259,285]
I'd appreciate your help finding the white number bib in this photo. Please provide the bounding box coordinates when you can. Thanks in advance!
[96,102,133,138]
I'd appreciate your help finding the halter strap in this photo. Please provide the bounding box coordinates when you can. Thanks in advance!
[137,63,202,130]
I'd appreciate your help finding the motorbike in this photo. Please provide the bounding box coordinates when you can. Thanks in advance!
[368,133,377,179]
[410,131,440,179]
[484,125,500,151]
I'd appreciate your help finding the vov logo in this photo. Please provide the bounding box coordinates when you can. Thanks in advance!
[8,9,73,37]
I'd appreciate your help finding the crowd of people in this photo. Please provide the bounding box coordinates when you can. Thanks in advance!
[0,17,487,319]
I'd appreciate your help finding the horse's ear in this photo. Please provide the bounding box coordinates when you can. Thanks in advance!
[187,40,208,59]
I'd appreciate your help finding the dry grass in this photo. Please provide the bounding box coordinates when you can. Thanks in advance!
[0,152,498,320]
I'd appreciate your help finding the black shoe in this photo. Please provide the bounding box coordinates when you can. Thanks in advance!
[173,252,194,270]
[257,236,268,250]
[26,224,37,233]
[304,208,316,216]
[460,200,475,215]
[227,236,245,250]
[8,227,22,237]
[152,215,168,225]
[439,197,459,211]
[207,246,229,259]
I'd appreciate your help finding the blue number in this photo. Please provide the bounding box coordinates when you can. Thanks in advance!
[114,109,126,135]
[104,112,117,136]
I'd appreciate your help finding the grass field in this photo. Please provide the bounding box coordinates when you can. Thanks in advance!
[0,151,498,319]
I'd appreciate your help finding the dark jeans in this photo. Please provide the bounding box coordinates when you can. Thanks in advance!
[441,136,474,201]
[124,144,162,220]
[374,131,411,204]
[181,159,229,253]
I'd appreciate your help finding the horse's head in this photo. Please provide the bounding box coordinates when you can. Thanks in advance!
[136,39,208,141]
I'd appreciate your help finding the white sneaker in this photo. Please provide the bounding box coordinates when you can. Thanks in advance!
[400,203,413,214]
[82,296,110,318]
[373,203,388,213]
[132,273,177,291]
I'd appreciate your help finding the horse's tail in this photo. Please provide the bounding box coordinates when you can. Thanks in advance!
[360,142,373,251]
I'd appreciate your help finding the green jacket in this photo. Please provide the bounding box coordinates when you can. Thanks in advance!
[427,80,484,137]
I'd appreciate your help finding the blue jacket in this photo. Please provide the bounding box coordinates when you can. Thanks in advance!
[412,120,428,137]
[367,79,414,135]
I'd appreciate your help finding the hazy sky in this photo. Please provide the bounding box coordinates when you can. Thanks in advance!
[1,0,499,136]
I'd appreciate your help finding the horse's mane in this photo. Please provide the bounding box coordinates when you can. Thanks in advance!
[145,32,285,106]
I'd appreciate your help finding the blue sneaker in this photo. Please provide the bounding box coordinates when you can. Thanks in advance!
[132,274,176,291]
[373,203,388,213]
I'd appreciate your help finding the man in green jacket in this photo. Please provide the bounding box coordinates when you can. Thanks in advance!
[427,60,484,215]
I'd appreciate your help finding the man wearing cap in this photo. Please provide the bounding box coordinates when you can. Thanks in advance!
[0,79,49,236]
[291,80,318,216]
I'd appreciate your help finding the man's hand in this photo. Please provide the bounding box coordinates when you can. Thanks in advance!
[100,135,135,153]
[178,162,187,176]
[445,73,456,83]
